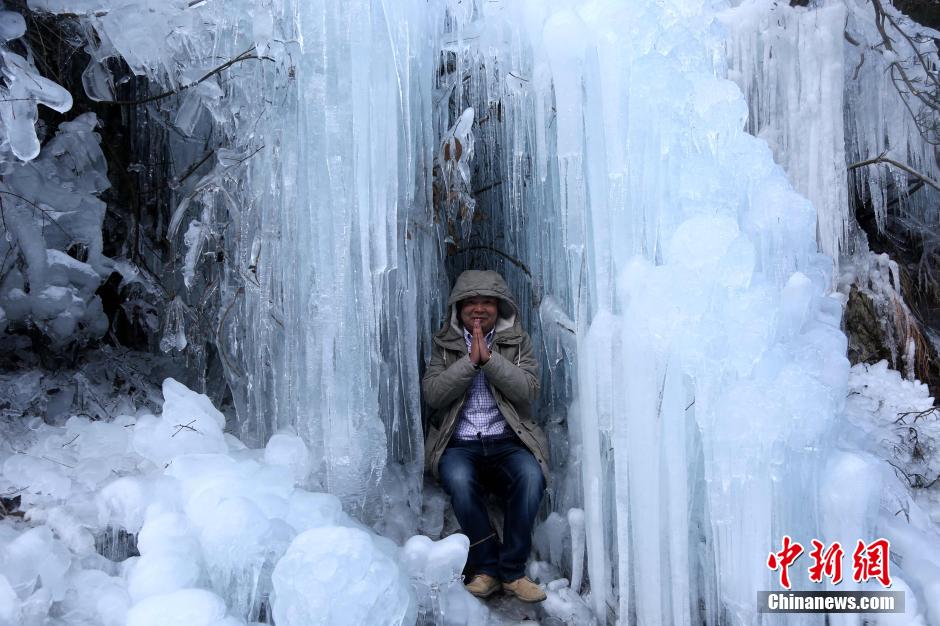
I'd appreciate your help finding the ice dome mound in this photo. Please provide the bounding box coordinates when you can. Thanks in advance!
[271,526,414,626]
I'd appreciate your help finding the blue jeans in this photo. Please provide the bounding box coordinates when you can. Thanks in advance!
[438,436,546,582]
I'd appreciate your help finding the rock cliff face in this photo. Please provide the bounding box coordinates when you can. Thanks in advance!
[845,280,940,398]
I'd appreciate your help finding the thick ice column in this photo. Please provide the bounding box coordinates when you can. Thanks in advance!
[577,312,617,620]
[523,0,851,622]
[539,14,585,254]
[543,13,613,619]
[660,356,692,626]
[292,0,387,507]
[243,0,442,517]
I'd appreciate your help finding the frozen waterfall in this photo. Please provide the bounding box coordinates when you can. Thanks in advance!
[2,0,940,623]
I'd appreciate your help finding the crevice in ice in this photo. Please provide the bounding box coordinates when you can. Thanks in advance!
[94,527,139,562]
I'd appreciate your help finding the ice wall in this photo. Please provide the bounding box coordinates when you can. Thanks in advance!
[537,4,843,622]
[25,0,451,523]
[215,0,445,521]
[154,0,880,620]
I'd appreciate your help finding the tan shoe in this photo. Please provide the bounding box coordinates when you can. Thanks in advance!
[465,573,500,598]
[502,576,546,603]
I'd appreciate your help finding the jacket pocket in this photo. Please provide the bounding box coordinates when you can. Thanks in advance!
[521,419,550,464]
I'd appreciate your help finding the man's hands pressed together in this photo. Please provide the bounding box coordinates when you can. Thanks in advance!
[470,319,491,366]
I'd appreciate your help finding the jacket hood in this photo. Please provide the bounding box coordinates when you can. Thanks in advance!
[440,270,521,340]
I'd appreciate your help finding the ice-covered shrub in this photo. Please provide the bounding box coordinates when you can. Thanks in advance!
[0,112,112,349]
[844,360,940,488]
[0,9,115,352]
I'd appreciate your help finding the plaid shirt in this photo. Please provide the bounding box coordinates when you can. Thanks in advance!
[453,327,509,440]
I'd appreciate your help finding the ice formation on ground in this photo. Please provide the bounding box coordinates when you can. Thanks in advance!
[0,378,418,626]
[401,534,489,626]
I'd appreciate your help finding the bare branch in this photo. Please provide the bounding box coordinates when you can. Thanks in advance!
[868,0,940,144]
[870,0,895,51]
[895,407,939,423]
[231,145,264,166]
[0,190,72,238]
[41,454,74,469]
[176,149,215,186]
[472,180,502,196]
[847,153,940,193]
[883,9,940,91]
[452,245,532,278]
[105,46,270,106]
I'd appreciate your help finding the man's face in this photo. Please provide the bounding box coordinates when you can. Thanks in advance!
[460,296,499,334]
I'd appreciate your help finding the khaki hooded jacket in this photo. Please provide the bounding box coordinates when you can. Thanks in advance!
[422,270,550,482]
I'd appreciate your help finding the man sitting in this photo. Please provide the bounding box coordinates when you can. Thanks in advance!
[423,269,550,602]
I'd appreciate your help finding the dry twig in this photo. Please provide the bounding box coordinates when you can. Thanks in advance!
[171,419,198,437]
[106,46,271,106]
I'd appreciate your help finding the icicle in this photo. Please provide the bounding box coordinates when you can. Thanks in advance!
[159,296,189,353]
[567,507,585,594]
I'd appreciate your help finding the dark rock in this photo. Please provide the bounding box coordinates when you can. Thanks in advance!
[0,495,23,520]
[844,286,893,366]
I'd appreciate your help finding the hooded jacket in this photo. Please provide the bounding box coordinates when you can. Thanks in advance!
[422,270,550,482]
